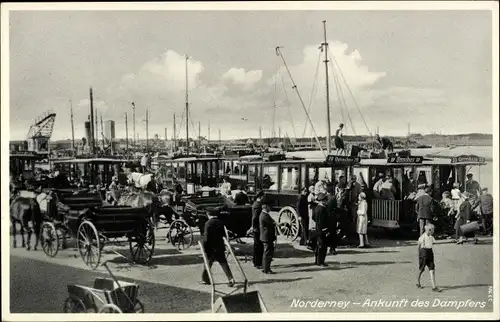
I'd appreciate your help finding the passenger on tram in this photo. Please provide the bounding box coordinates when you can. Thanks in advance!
[379,176,396,200]
[372,173,385,197]
[233,184,250,206]
[220,176,232,197]
[107,176,120,205]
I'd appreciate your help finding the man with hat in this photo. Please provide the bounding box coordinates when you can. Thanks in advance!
[465,173,482,199]
[479,187,493,236]
[201,207,236,287]
[314,192,330,267]
[251,190,265,269]
[416,186,434,236]
[259,195,277,274]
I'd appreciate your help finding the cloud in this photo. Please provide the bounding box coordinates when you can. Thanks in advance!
[9,42,463,141]
[221,68,263,90]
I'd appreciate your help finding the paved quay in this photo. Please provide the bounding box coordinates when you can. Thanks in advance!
[8,226,494,313]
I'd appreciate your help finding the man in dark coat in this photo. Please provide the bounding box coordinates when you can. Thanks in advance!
[314,192,329,267]
[201,207,236,287]
[259,195,277,274]
[251,190,265,268]
[416,187,434,235]
[297,187,310,246]
[234,184,250,205]
[326,184,338,255]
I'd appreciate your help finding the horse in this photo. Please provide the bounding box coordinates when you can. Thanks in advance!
[127,172,156,190]
[10,196,43,251]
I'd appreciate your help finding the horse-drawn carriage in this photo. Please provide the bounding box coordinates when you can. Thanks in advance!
[38,188,156,269]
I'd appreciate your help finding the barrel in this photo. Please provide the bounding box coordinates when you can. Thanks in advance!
[460,221,480,236]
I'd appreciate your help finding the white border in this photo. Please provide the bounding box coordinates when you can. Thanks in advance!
[2,1,499,321]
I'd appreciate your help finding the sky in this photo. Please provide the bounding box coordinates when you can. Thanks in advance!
[8,8,493,141]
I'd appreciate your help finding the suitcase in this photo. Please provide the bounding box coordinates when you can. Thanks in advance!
[460,221,481,236]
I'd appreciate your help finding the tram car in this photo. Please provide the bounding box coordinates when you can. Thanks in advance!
[355,153,487,231]
[243,153,361,241]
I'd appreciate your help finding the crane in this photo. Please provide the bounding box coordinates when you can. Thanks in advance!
[26,110,56,155]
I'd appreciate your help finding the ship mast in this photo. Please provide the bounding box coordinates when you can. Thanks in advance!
[70,100,75,156]
[321,20,332,154]
[185,55,189,154]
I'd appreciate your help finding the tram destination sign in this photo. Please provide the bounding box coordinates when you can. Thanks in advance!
[325,155,361,166]
[387,156,423,164]
[450,155,485,164]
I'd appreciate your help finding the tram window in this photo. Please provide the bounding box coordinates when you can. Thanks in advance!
[262,165,278,190]
[224,162,232,174]
[301,165,306,189]
[281,165,299,192]
[354,167,369,188]
[416,167,431,185]
[334,169,345,183]
[308,167,319,185]
[248,165,256,183]
[242,165,248,175]
[318,167,332,183]
[178,164,186,179]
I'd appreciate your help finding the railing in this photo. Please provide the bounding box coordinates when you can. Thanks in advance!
[371,199,401,222]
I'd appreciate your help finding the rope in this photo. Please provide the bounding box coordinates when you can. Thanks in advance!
[302,50,322,137]
[275,46,325,156]
[329,50,372,136]
[279,73,299,142]
[332,68,357,135]
[331,62,347,134]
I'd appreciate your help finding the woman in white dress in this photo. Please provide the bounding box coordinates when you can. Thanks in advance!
[356,192,370,248]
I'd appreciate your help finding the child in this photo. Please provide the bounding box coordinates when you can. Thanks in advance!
[356,192,370,248]
[416,223,441,292]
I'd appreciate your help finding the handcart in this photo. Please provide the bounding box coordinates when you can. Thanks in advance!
[63,261,144,313]
[199,236,268,313]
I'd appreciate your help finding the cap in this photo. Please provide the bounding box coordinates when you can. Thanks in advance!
[359,192,366,199]
[260,195,272,206]
[467,173,473,177]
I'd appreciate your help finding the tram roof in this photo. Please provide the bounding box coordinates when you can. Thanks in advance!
[10,153,46,160]
[52,158,132,164]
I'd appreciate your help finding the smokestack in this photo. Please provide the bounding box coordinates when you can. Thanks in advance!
[89,87,95,154]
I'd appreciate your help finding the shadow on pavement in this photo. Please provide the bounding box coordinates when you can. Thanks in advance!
[440,284,491,291]
[249,276,313,286]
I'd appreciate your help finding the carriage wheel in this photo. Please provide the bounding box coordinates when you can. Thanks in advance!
[99,303,123,313]
[168,220,194,249]
[77,221,101,270]
[40,222,59,257]
[134,299,145,313]
[63,295,88,313]
[277,206,300,242]
[129,219,155,265]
